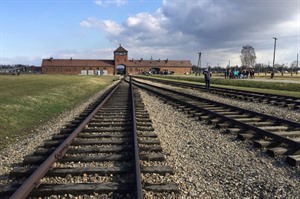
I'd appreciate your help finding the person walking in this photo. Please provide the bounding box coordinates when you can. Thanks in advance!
[203,69,211,91]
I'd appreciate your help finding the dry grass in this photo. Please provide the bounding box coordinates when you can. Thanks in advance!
[0,74,117,150]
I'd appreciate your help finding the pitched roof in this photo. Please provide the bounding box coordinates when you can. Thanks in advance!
[114,45,128,53]
[127,59,192,68]
[42,59,115,67]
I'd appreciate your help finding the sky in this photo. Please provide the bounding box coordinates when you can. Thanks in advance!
[0,0,299,68]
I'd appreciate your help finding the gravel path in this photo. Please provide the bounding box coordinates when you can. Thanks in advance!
[139,89,300,198]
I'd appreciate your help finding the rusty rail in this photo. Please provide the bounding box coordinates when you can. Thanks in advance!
[132,79,300,150]
[130,77,143,199]
[10,81,121,199]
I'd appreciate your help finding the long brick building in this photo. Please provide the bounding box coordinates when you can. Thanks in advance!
[41,45,192,75]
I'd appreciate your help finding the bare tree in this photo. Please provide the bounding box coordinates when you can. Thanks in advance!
[240,45,256,68]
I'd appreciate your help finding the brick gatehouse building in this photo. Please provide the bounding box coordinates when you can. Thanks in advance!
[41,45,192,75]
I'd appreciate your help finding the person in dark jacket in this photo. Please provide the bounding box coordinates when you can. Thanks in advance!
[203,70,211,91]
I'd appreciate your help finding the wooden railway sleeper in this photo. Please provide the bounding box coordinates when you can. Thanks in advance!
[207,118,229,126]
[274,101,288,107]
[88,122,132,127]
[259,126,289,131]
[286,103,296,109]
[203,107,225,111]
[136,118,152,123]
[237,131,262,141]
[214,111,240,115]
[223,114,252,119]
[136,122,153,127]
[198,115,213,121]
[207,118,221,125]
[10,166,134,178]
[248,121,275,127]
[225,128,246,134]
[245,96,255,101]
[90,118,131,122]
[267,147,300,157]
[182,107,193,113]
[286,155,300,166]
[272,130,300,138]
[187,109,197,115]
[77,132,131,139]
[144,183,179,193]
[137,126,155,131]
[192,112,207,117]
[193,103,215,108]
[215,121,235,129]
[253,139,281,148]
[234,117,262,122]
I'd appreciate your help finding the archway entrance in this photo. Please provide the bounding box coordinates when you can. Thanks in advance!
[116,65,126,75]
[150,67,160,74]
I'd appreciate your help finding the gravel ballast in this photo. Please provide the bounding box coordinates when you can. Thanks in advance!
[138,87,300,198]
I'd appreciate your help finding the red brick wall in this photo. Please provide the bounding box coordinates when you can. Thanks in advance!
[42,66,115,75]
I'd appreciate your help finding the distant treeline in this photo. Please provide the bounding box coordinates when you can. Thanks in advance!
[192,63,299,74]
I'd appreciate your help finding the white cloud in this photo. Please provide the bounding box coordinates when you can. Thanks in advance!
[102,20,124,35]
[80,17,123,35]
[80,17,103,28]
[40,48,115,62]
[94,0,126,7]
[81,0,300,67]
[56,48,114,60]
[126,13,167,35]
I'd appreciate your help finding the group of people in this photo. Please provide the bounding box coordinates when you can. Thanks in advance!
[224,69,255,79]
[202,68,255,91]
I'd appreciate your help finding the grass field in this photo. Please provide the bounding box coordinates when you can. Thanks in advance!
[148,74,300,97]
[0,75,118,150]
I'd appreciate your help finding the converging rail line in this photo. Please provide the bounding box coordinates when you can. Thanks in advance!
[132,78,300,167]
[133,76,300,110]
[0,78,178,198]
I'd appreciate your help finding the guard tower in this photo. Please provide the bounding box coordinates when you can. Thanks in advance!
[114,44,128,74]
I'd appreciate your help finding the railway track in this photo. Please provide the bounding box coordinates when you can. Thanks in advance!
[132,76,300,110]
[0,79,178,198]
[132,78,300,167]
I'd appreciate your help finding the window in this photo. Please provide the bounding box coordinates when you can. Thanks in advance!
[115,52,127,55]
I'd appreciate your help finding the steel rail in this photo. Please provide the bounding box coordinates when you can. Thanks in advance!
[10,80,122,199]
[133,78,300,128]
[132,79,300,150]
[132,76,300,105]
[130,77,143,199]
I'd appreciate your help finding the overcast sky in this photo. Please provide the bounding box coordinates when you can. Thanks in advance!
[1,0,299,67]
